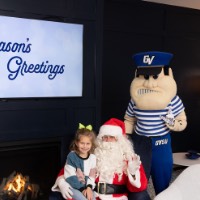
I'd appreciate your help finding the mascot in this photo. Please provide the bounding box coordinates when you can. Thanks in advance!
[124,51,187,194]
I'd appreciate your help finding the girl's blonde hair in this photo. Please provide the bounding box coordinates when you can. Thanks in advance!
[70,127,96,154]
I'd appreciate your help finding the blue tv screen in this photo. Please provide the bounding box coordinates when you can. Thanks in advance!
[0,15,83,98]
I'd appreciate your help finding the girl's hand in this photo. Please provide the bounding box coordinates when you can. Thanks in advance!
[82,187,93,200]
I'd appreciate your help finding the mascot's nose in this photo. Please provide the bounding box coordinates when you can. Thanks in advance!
[143,76,157,88]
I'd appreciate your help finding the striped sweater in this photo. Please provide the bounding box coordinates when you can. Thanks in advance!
[125,95,185,137]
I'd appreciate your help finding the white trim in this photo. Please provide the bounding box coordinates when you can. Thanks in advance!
[98,125,122,138]
[97,193,128,200]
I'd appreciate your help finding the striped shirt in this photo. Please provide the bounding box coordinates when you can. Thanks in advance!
[125,95,185,137]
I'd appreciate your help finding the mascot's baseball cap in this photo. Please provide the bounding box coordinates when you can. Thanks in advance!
[98,118,126,139]
[133,51,173,76]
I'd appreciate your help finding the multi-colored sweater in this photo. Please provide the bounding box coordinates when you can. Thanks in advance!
[64,151,96,191]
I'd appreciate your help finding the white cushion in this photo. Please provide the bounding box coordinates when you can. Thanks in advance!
[154,164,200,200]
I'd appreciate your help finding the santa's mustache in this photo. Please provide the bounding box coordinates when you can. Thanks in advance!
[99,141,119,150]
[95,140,126,181]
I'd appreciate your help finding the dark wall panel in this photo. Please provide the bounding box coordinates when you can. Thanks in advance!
[0,109,66,132]
[104,1,164,33]
[0,0,103,167]
[0,0,97,18]
[102,0,200,152]
[102,32,163,121]
[165,9,200,34]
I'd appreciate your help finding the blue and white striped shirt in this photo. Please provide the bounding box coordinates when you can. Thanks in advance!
[125,95,185,137]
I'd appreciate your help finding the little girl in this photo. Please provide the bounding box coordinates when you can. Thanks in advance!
[64,123,97,200]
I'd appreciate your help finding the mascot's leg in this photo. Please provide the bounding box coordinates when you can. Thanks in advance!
[130,134,152,179]
[49,191,65,200]
[128,190,151,200]
[151,133,173,194]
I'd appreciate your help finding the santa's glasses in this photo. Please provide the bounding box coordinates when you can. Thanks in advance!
[102,135,117,142]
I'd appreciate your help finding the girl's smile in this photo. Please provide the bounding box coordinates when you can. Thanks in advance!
[76,135,92,158]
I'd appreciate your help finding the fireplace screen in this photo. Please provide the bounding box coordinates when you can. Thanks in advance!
[0,139,61,200]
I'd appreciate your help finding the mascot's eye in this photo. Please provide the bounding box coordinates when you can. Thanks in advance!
[153,75,158,79]
[144,75,149,80]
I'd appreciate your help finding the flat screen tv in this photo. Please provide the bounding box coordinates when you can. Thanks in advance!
[0,15,83,99]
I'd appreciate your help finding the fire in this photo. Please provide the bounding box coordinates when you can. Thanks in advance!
[4,173,32,194]
[0,171,39,200]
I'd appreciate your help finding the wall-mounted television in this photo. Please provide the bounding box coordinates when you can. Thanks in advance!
[0,15,83,99]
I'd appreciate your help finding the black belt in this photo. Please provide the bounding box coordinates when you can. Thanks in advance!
[95,182,127,194]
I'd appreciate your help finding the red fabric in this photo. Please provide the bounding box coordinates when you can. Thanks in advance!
[102,118,126,135]
[95,164,147,199]
[127,164,148,192]
[57,168,64,177]
[56,168,74,200]
[57,164,147,199]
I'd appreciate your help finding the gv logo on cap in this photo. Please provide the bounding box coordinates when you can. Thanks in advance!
[143,55,155,65]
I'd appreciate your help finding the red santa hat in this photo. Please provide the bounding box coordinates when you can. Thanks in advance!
[98,118,126,139]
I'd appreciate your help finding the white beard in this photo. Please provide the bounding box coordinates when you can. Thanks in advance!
[94,136,135,182]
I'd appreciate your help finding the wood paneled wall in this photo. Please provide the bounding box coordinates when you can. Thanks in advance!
[0,0,103,166]
[102,0,200,152]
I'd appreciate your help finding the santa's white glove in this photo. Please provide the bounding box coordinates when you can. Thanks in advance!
[160,107,175,126]
[127,154,141,175]
[58,179,73,199]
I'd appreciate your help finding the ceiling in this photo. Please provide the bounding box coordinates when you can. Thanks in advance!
[142,0,200,10]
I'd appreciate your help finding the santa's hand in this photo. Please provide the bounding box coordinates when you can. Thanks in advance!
[160,107,175,126]
[127,154,141,175]
[58,179,73,199]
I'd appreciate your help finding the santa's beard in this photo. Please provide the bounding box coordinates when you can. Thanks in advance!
[94,136,135,182]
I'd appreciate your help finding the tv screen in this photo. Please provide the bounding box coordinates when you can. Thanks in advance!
[0,15,83,98]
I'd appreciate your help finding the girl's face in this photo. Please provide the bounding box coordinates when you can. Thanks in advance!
[76,135,92,158]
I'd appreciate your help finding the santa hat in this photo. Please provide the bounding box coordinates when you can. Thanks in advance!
[98,118,126,139]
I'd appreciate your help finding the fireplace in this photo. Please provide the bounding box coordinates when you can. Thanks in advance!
[0,138,62,200]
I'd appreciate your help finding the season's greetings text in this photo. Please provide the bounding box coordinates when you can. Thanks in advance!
[0,38,65,80]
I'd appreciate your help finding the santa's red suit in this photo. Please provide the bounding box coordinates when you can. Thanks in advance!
[95,165,147,200]
[52,164,147,200]
[51,118,148,200]
[94,118,147,200]
[52,168,74,200]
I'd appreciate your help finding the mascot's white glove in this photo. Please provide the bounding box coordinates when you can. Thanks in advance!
[58,178,73,199]
[160,107,175,126]
[127,154,141,175]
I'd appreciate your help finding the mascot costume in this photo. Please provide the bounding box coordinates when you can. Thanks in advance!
[124,51,187,194]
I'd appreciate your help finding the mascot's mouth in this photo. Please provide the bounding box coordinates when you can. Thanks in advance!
[137,89,159,95]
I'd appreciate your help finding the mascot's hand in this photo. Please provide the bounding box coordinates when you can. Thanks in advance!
[160,107,175,126]
[127,154,141,175]
[58,178,73,199]
[162,110,187,132]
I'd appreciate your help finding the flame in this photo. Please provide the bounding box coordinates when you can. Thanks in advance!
[4,173,32,194]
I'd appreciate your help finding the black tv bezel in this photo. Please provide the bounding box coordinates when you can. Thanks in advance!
[0,13,84,100]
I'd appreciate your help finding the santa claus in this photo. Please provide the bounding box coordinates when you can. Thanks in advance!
[50,118,149,200]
